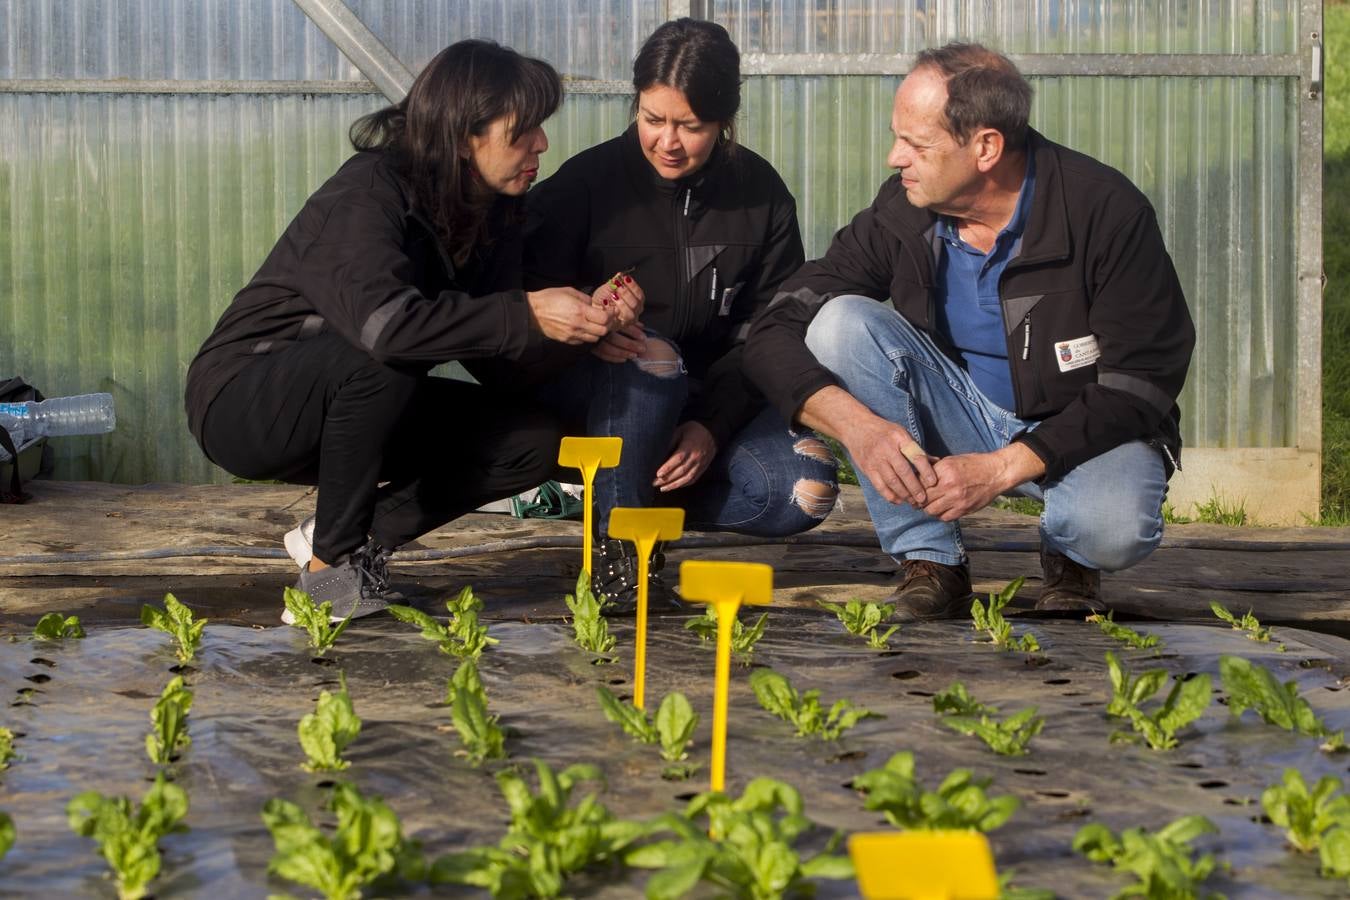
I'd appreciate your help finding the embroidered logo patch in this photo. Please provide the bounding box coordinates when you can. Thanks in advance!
[1054,335,1101,372]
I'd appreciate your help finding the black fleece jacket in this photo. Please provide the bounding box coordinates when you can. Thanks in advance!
[521,125,804,447]
[743,131,1195,481]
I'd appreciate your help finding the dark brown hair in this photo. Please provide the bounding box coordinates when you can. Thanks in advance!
[631,18,741,146]
[914,42,1032,151]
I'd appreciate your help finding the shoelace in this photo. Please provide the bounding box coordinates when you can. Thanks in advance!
[352,545,393,597]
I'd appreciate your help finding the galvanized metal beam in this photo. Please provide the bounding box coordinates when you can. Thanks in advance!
[0,78,379,95]
[740,52,1303,79]
[289,0,413,102]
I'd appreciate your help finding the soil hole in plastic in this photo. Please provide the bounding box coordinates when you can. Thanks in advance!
[1173,761,1205,770]
[1198,780,1228,790]
[890,670,922,681]
[29,657,55,668]
[674,791,698,802]
[316,780,337,790]
[1036,790,1072,799]
[1061,691,1086,697]
[1058,807,1092,819]
[1250,814,1274,825]
[906,690,935,698]
[827,750,866,764]
[169,664,198,676]
[310,657,338,667]
[1024,656,1053,668]
[1179,671,1202,682]
[1043,677,1071,685]
[875,651,904,658]
[1223,797,1251,807]
[607,678,627,686]
[1014,768,1048,777]
[24,674,51,685]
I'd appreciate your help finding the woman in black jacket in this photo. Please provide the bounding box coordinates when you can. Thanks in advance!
[186,40,620,622]
[523,19,839,605]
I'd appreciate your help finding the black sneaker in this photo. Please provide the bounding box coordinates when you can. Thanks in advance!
[592,539,681,615]
[884,559,974,621]
[281,543,403,625]
[1034,547,1105,616]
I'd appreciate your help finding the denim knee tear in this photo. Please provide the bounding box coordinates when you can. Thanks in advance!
[631,337,685,379]
[791,437,835,464]
[791,479,838,519]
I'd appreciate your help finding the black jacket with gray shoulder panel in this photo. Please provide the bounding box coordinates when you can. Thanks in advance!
[742,130,1195,482]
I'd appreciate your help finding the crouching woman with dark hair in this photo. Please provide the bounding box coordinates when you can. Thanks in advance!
[185,40,616,622]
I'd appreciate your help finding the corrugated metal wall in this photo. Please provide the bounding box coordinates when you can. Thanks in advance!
[0,0,1311,482]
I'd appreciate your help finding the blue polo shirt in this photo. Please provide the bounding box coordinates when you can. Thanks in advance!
[933,156,1036,412]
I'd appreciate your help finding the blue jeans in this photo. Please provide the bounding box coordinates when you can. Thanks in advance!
[804,296,1167,572]
[539,338,838,538]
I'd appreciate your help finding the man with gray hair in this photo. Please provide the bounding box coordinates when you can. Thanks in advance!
[744,43,1194,619]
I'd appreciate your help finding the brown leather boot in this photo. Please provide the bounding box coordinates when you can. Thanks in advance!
[885,559,973,622]
[1034,547,1105,615]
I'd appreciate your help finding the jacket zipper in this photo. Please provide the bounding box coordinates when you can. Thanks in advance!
[673,187,691,337]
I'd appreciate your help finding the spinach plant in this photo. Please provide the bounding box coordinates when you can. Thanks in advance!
[446,658,506,764]
[33,612,85,640]
[596,686,699,777]
[971,578,1039,652]
[1088,611,1161,651]
[145,676,193,765]
[67,772,189,900]
[1322,826,1350,884]
[1105,651,1211,751]
[626,777,853,900]
[1261,768,1350,852]
[818,599,900,649]
[263,780,426,900]
[388,585,498,659]
[0,811,12,861]
[299,672,361,772]
[0,726,15,770]
[433,759,645,899]
[932,682,1043,756]
[1072,815,1221,900]
[750,668,879,741]
[140,593,206,663]
[686,606,769,664]
[1219,655,1345,751]
[1210,600,1278,645]
[852,751,1018,832]
[564,572,616,658]
[283,586,351,656]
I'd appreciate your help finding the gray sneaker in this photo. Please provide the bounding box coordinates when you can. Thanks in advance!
[281,546,402,625]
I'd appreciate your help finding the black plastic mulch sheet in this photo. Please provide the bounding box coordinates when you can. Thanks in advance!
[1,600,1348,898]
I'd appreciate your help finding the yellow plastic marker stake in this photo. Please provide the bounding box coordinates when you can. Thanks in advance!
[556,436,622,573]
[678,560,773,793]
[848,831,999,900]
[608,507,684,710]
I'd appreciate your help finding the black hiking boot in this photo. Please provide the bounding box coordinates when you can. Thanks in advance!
[1034,547,1105,616]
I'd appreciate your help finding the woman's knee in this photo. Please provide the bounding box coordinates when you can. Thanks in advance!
[630,336,685,380]
[787,434,840,520]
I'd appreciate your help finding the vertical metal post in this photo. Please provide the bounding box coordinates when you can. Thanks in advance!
[1296,0,1325,505]
[290,0,414,103]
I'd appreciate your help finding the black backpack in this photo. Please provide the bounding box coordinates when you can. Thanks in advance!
[0,376,53,503]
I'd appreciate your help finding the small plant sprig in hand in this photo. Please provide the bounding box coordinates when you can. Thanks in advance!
[33,612,85,640]
[263,780,427,900]
[446,658,506,765]
[1260,768,1350,853]
[595,686,699,778]
[299,672,361,772]
[140,593,206,664]
[750,668,880,741]
[1219,655,1345,752]
[971,577,1040,652]
[1073,815,1222,900]
[818,598,900,649]
[1105,651,1210,751]
[852,751,1019,832]
[145,676,193,765]
[388,585,499,659]
[626,777,854,899]
[932,682,1043,756]
[1088,611,1161,651]
[685,605,769,664]
[283,586,351,656]
[564,571,616,658]
[1210,600,1284,649]
[68,772,189,900]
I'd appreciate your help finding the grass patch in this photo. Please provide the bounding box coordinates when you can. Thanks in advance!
[1323,3,1350,525]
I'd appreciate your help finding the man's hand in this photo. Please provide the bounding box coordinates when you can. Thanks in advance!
[654,421,717,492]
[591,271,645,327]
[920,443,1045,521]
[526,287,612,344]
[591,323,647,363]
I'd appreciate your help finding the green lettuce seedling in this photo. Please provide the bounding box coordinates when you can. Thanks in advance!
[1261,768,1350,853]
[139,593,206,663]
[1210,599,1279,646]
[750,668,879,741]
[33,612,85,640]
[1219,655,1345,751]
[564,571,616,658]
[263,780,426,900]
[971,577,1040,653]
[446,658,506,764]
[145,676,193,765]
[998,870,1056,900]
[933,682,1043,756]
[0,811,12,861]
[1088,611,1161,651]
[1105,651,1211,751]
[0,726,16,770]
[595,686,699,777]
[1321,826,1350,884]
[283,586,351,656]
[626,777,853,900]
[433,759,644,898]
[388,585,499,659]
[68,772,189,900]
[299,672,361,773]
[852,751,1018,832]
[686,606,769,664]
[1073,815,1221,900]
[819,598,900,649]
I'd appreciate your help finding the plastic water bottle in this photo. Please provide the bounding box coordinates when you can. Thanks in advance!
[0,393,117,446]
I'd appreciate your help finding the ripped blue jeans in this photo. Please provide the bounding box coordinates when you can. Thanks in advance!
[537,336,839,538]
